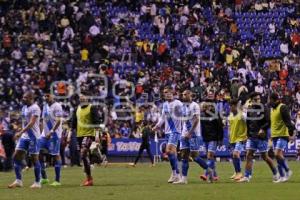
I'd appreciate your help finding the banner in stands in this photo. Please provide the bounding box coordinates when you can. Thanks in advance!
[108,138,300,157]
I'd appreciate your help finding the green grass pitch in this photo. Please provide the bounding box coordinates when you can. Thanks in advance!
[0,161,300,200]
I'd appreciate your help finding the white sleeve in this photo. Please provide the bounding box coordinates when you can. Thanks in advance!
[53,104,63,118]
[155,105,165,127]
[191,103,200,117]
[31,105,41,117]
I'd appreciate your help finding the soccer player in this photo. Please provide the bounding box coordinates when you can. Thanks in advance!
[200,100,224,181]
[173,90,213,184]
[8,92,42,189]
[153,86,182,183]
[39,93,63,186]
[269,93,295,183]
[72,93,101,186]
[238,92,279,183]
[228,99,247,181]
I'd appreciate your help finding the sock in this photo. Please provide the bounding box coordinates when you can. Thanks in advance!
[206,159,216,176]
[182,159,189,177]
[168,153,178,175]
[82,156,91,177]
[14,160,23,180]
[54,160,62,182]
[277,158,289,173]
[233,157,241,173]
[40,161,47,179]
[245,168,252,178]
[34,161,41,183]
[194,156,208,169]
[277,160,285,177]
[270,166,277,176]
[213,169,218,177]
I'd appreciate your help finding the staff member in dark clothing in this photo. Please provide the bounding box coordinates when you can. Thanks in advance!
[130,121,154,167]
[270,93,296,183]
[100,129,110,165]
[0,113,16,171]
[200,101,223,181]
[238,92,278,183]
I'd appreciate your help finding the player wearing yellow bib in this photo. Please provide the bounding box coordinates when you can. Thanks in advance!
[228,99,247,181]
[270,93,296,183]
[72,94,101,186]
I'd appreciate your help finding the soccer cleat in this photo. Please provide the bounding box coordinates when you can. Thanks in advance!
[273,177,287,183]
[285,170,293,181]
[230,173,237,179]
[272,173,280,183]
[81,178,93,186]
[8,180,23,188]
[200,174,207,181]
[50,181,61,186]
[22,166,30,172]
[40,178,50,185]
[168,174,180,183]
[234,173,243,181]
[173,178,188,185]
[30,182,42,189]
[213,176,219,181]
[237,177,250,183]
[128,163,136,167]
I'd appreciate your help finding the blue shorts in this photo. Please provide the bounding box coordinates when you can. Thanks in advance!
[246,138,268,152]
[272,137,288,151]
[39,137,61,155]
[16,137,39,155]
[180,136,201,151]
[230,141,245,153]
[165,133,180,147]
[204,141,217,153]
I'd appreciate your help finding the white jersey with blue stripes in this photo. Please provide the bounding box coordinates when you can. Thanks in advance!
[181,101,201,137]
[42,102,63,138]
[21,103,41,139]
[160,99,183,135]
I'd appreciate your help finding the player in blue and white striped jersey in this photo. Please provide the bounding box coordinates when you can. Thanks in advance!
[8,92,42,189]
[39,93,63,186]
[153,86,182,183]
[173,90,213,184]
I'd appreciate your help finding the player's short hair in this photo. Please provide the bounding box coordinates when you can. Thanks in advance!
[270,93,279,101]
[183,89,192,94]
[163,86,173,91]
[24,91,35,99]
[230,98,239,105]
[249,92,261,99]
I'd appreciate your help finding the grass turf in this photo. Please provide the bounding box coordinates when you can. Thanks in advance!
[0,161,300,200]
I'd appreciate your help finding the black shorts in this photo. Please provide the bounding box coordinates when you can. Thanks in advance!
[77,136,95,150]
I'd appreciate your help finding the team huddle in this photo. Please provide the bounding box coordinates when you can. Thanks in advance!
[153,86,296,185]
[6,86,296,188]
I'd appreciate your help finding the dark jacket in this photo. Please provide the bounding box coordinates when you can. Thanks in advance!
[201,111,224,142]
[246,104,269,140]
[278,104,295,136]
